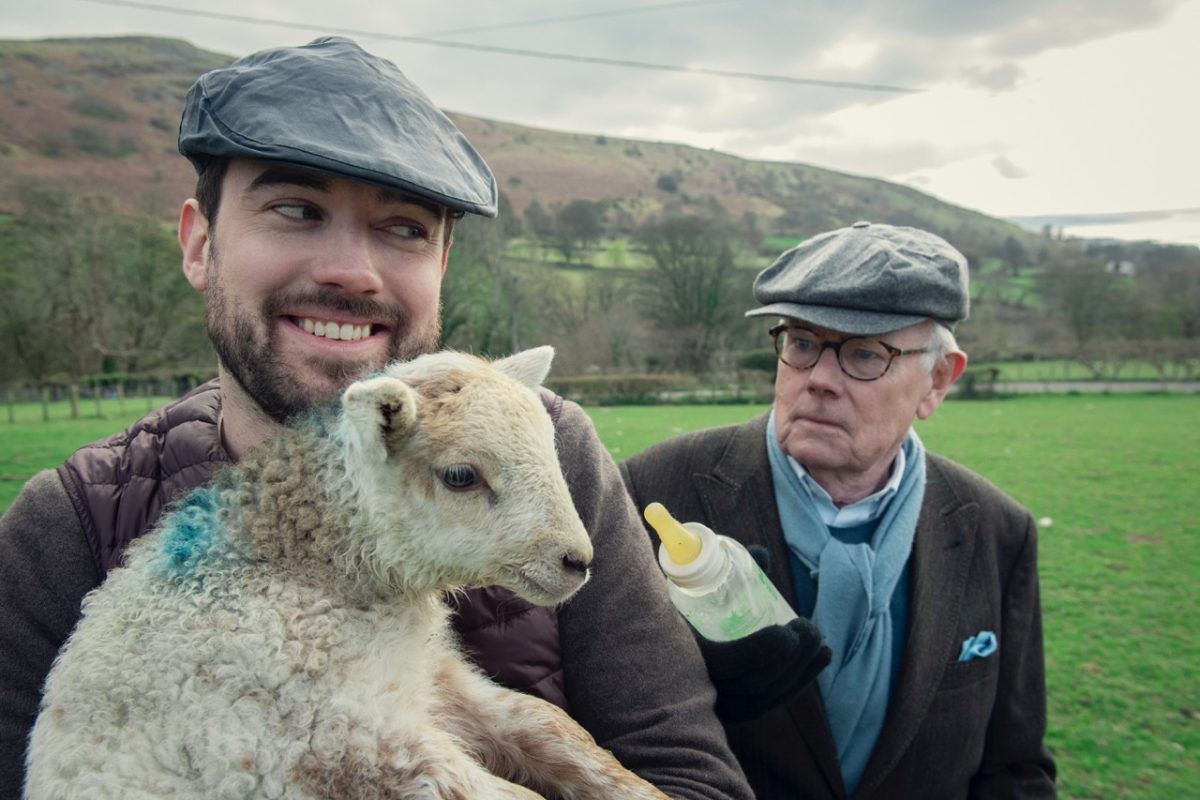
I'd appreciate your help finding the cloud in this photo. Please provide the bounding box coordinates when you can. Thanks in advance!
[961,63,1024,91]
[991,155,1029,180]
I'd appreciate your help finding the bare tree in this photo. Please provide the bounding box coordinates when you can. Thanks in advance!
[6,185,110,417]
[1001,234,1028,277]
[92,213,209,377]
[544,274,644,374]
[441,215,519,355]
[523,199,555,250]
[553,199,605,263]
[635,215,741,373]
[1040,250,1125,351]
[4,184,209,416]
[0,223,62,420]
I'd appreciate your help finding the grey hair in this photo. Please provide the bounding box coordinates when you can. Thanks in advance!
[919,321,960,372]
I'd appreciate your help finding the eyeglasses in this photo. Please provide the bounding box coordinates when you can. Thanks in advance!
[770,325,928,381]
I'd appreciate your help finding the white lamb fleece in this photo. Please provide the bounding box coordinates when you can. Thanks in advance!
[25,347,669,800]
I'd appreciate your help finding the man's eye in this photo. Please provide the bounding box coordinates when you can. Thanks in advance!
[273,203,320,221]
[384,222,428,240]
[439,463,484,491]
[790,336,818,352]
[849,346,885,363]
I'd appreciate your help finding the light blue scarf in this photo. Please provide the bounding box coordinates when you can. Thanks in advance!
[767,411,925,793]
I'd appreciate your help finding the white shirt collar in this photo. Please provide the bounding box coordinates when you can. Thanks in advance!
[786,441,908,528]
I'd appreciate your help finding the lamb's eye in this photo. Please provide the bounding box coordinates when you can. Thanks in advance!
[439,463,484,491]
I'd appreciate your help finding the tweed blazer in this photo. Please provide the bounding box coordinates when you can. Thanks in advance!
[621,411,1056,800]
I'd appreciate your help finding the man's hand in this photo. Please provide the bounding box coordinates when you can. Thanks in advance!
[693,545,831,723]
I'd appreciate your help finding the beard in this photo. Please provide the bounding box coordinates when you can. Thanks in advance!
[203,246,441,424]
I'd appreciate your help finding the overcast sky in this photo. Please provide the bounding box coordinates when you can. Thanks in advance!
[4,0,1198,245]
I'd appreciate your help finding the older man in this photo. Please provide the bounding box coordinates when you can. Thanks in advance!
[0,37,752,799]
[621,221,1056,799]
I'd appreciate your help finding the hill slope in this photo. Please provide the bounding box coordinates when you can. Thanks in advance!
[1,36,1037,255]
[0,37,227,214]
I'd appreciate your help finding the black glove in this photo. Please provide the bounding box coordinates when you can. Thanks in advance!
[693,545,831,724]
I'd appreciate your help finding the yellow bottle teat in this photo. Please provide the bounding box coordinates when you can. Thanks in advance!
[644,502,703,565]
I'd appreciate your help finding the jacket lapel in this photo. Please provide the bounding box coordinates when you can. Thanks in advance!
[690,413,846,798]
[853,457,978,797]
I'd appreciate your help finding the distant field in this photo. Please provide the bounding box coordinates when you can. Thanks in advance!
[2,394,1197,798]
[0,397,175,511]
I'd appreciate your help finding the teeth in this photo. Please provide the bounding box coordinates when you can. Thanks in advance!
[297,318,371,342]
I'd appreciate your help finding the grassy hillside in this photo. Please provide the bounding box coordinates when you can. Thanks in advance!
[451,113,1029,249]
[0,36,1037,255]
[0,37,227,215]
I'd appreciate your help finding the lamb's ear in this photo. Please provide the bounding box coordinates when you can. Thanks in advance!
[341,375,418,461]
[493,345,555,390]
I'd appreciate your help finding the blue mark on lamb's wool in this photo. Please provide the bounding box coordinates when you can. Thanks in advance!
[157,487,223,576]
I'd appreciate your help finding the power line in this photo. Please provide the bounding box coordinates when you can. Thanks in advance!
[422,40,921,93]
[420,0,741,38]
[75,0,922,94]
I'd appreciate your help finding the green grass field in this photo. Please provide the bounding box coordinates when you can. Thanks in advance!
[2,394,1198,797]
[0,397,177,510]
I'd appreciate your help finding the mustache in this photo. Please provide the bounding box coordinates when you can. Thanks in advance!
[261,287,410,328]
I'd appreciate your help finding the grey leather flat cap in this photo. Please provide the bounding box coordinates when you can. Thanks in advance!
[178,37,497,217]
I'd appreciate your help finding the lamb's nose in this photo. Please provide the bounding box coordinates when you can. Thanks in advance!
[562,553,591,577]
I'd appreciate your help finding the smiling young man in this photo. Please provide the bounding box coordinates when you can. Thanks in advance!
[621,222,1057,799]
[0,37,752,799]
[178,160,453,458]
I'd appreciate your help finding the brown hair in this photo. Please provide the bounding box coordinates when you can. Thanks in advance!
[193,157,231,231]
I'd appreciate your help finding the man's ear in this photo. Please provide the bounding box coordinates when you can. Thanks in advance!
[916,351,968,420]
[179,199,210,291]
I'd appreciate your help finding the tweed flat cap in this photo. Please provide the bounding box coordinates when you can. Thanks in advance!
[746,221,970,333]
[178,37,498,217]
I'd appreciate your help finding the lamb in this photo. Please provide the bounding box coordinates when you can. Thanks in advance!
[25,346,669,800]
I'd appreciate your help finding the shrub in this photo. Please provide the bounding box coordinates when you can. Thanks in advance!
[71,96,128,122]
[70,125,137,157]
[737,349,778,373]
[546,373,695,405]
[955,366,1001,399]
[38,133,69,158]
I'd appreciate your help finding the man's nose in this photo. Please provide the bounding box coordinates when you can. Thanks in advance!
[806,344,844,389]
[310,228,384,295]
